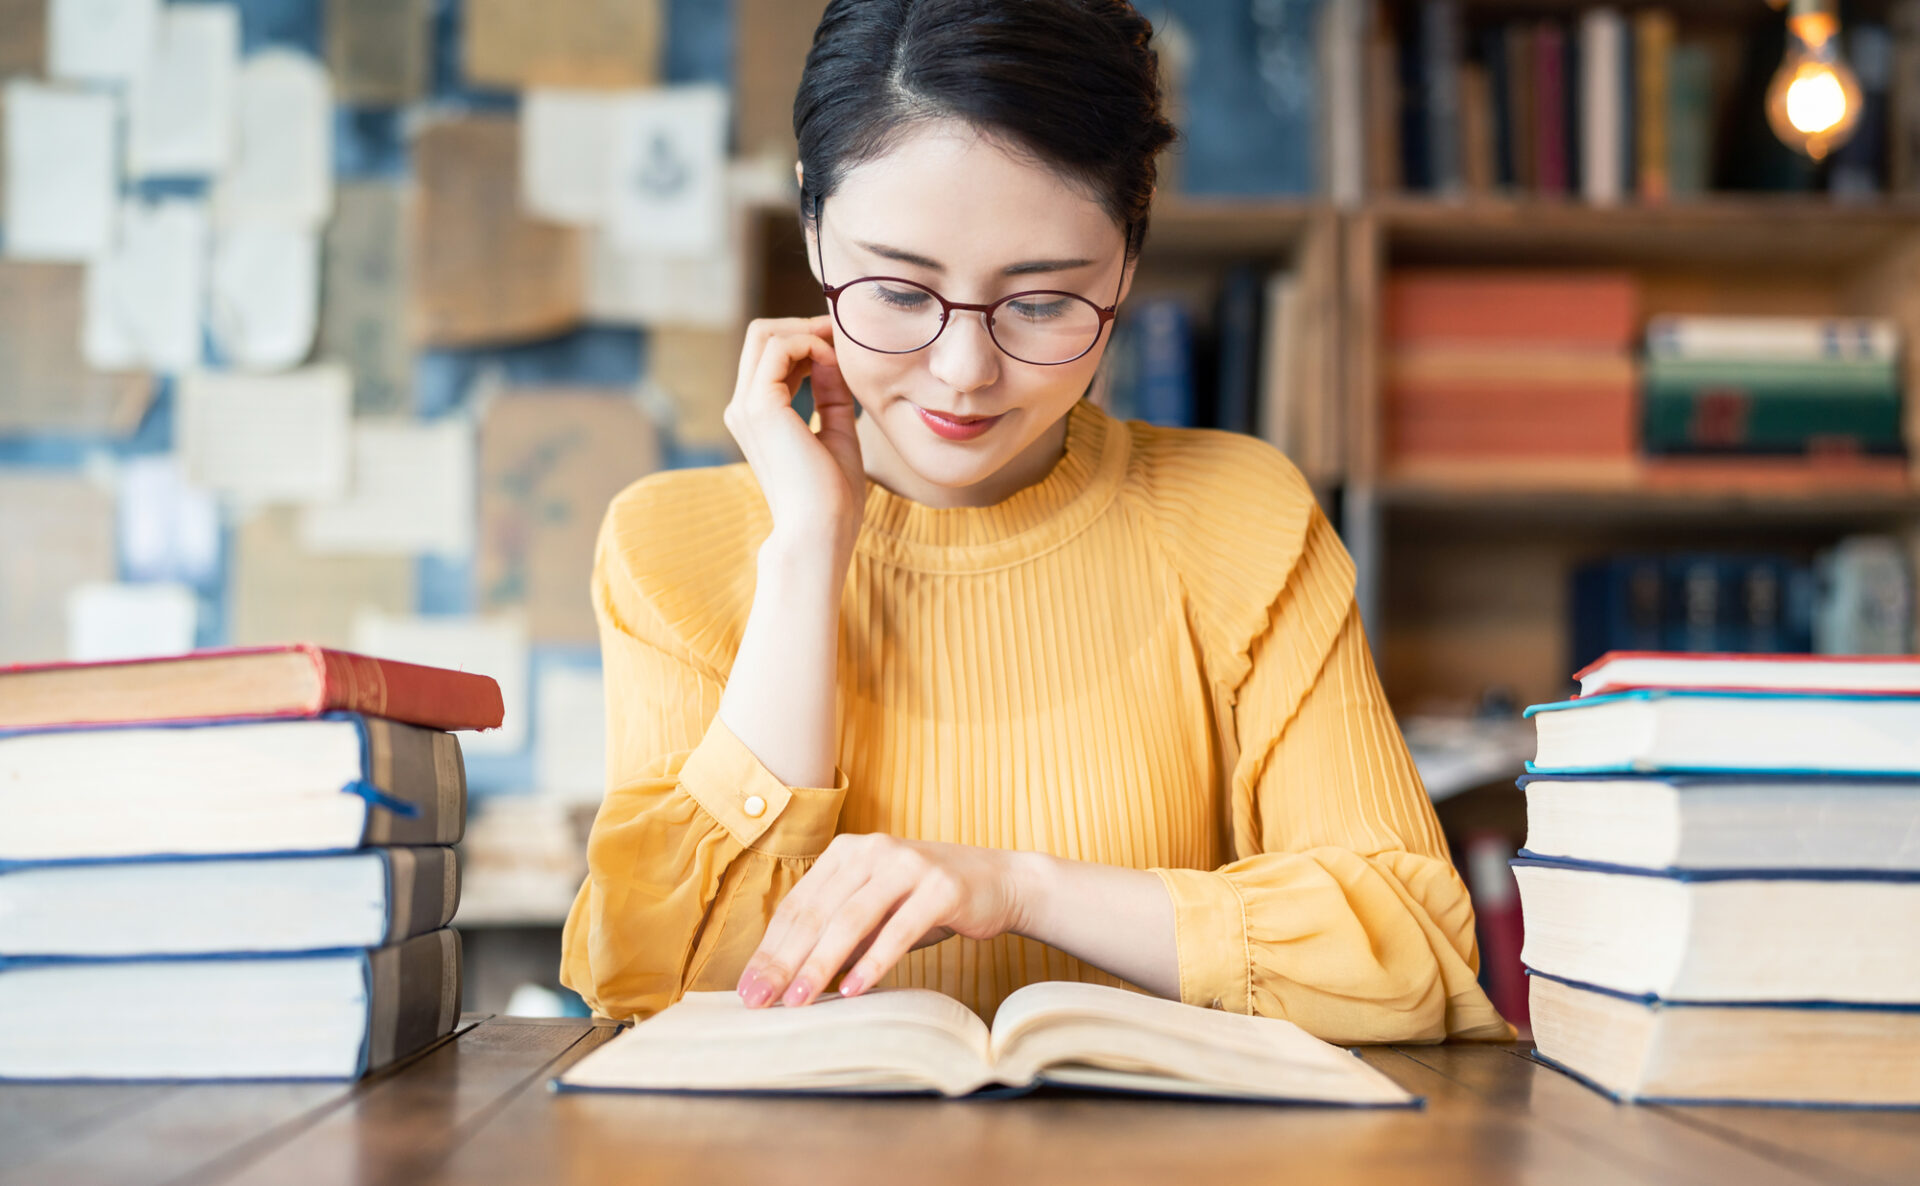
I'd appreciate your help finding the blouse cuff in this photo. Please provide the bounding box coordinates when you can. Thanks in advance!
[678,715,849,858]
[1152,866,1253,1015]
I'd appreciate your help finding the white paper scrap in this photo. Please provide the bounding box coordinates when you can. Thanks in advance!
[350,611,529,754]
[301,419,476,557]
[209,224,320,370]
[66,581,199,662]
[3,82,117,261]
[521,88,622,225]
[49,0,161,84]
[604,84,728,257]
[117,455,221,586]
[177,365,351,502]
[83,199,209,371]
[126,4,239,177]
[534,662,608,802]
[212,49,334,228]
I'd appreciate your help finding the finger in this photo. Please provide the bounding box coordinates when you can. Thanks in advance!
[781,875,917,1007]
[741,333,822,417]
[738,317,829,375]
[837,886,955,998]
[809,352,857,440]
[738,856,869,1007]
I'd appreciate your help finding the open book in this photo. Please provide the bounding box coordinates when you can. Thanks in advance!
[553,981,1418,1105]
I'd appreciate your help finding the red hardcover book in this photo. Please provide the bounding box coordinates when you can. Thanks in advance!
[1574,651,1920,699]
[1533,21,1568,196]
[0,645,506,733]
[1385,270,1638,348]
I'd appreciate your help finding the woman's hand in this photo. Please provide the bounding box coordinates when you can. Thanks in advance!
[723,315,865,558]
[735,834,1037,1009]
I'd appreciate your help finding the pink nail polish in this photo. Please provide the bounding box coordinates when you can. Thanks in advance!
[840,971,865,996]
[782,978,811,1007]
[739,970,774,1008]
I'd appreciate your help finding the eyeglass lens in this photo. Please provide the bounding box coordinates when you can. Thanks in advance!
[833,280,1105,365]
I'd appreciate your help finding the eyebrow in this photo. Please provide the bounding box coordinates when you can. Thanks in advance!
[852,240,1096,276]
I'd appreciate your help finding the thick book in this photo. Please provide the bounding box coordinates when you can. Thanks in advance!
[0,847,459,957]
[1513,856,1920,1003]
[0,644,505,733]
[1529,971,1920,1108]
[1384,270,1636,348]
[1574,651,1920,698]
[1642,357,1903,455]
[1525,689,1920,775]
[1518,772,1920,872]
[0,929,462,1081]
[553,982,1418,1105]
[0,714,465,862]
[1646,315,1900,363]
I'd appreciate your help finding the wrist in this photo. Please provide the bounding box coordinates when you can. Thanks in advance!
[758,527,854,583]
[1000,848,1058,942]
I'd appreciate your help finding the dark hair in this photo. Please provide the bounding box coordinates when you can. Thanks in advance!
[793,0,1177,259]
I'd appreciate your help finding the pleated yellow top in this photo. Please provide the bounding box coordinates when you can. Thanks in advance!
[561,398,1513,1043]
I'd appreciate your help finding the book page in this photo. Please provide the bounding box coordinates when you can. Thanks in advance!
[557,989,995,1097]
[4,81,116,262]
[212,49,333,229]
[987,981,1415,1105]
[126,4,238,177]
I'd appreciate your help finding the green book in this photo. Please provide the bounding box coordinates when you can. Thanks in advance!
[1643,357,1903,453]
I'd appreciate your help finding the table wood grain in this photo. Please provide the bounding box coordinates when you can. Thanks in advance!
[1,1018,1915,1186]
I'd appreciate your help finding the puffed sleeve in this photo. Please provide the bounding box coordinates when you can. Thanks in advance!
[1150,497,1514,1045]
[559,492,849,1022]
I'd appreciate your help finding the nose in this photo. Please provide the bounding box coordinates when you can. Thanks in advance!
[925,307,1001,394]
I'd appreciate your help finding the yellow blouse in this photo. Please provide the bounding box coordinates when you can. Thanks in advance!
[560,398,1513,1043]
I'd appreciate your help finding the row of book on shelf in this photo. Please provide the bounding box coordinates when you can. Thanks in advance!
[0,645,503,1081]
[1509,649,1920,1106]
[1383,269,1909,485]
[1373,2,1912,201]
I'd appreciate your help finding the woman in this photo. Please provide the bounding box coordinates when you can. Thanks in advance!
[560,0,1512,1044]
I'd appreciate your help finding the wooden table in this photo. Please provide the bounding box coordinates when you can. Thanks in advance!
[4,1016,1917,1185]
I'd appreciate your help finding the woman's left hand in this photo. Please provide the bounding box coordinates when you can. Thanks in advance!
[735,833,1034,1008]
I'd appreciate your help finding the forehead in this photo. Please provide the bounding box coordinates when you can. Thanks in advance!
[826,122,1124,262]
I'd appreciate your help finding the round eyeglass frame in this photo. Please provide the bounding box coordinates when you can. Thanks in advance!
[810,194,1128,367]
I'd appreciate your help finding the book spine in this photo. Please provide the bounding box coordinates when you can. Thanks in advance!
[360,718,469,846]
[1214,264,1263,436]
[1647,316,1901,362]
[1580,8,1624,206]
[1320,0,1367,205]
[1479,24,1514,189]
[1534,21,1568,196]
[1365,0,1404,195]
[1667,43,1712,197]
[314,648,506,733]
[1423,1,1463,196]
[1664,555,1732,652]
[1634,8,1674,203]
[383,846,463,943]
[1133,301,1196,428]
[361,929,462,1076]
[1831,23,1893,199]
[1893,0,1920,194]
[1644,387,1905,455]
[1386,272,1638,347]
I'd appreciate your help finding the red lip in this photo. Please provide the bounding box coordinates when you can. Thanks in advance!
[914,404,1005,441]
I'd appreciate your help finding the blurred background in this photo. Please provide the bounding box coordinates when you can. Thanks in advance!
[1,0,1916,1028]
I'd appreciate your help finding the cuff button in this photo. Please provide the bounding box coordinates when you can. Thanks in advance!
[742,795,767,818]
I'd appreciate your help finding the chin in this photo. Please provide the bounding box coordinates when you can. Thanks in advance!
[884,402,1024,483]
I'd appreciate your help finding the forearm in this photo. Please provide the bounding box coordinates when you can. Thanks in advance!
[1008,851,1181,1000]
[717,529,849,790]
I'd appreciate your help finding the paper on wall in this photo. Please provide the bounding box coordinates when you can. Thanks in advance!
[126,3,238,177]
[83,198,208,371]
[645,328,737,449]
[326,0,430,106]
[301,418,476,557]
[212,49,333,229]
[318,181,411,414]
[0,473,115,665]
[3,81,116,261]
[350,610,530,755]
[604,84,728,258]
[228,505,412,650]
[48,0,159,84]
[209,224,319,370]
[521,88,620,225]
[116,454,220,586]
[0,261,151,435]
[177,365,351,502]
[66,580,198,662]
[0,0,47,80]
[534,661,608,802]
[464,0,661,90]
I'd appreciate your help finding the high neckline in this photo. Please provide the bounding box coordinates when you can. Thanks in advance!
[854,399,1131,573]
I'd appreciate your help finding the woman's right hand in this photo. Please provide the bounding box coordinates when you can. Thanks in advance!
[723,316,865,560]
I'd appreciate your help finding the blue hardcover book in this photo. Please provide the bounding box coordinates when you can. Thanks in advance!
[0,929,462,1082]
[1131,299,1196,428]
[1568,554,1664,676]
[0,847,459,958]
[1524,689,1920,776]
[0,713,465,863]
[1158,0,1322,196]
[1511,855,1920,1005]
[1515,771,1920,872]
[1528,970,1920,1108]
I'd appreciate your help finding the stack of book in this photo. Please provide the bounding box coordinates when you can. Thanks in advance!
[1514,650,1920,1106]
[1642,315,1906,462]
[1382,269,1639,482]
[0,645,503,1082]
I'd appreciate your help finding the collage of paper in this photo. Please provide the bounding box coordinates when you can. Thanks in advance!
[0,0,768,858]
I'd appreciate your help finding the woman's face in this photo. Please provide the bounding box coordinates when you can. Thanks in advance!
[803,122,1134,493]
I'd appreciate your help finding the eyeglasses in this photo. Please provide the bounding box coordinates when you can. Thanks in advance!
[809,194,1126,367]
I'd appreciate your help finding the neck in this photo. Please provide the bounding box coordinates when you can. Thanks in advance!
[856,405,1074,510]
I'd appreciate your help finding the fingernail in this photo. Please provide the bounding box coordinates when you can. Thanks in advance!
[782,977,812,1007]
[839,971,865,996]
[738,969,775,1009]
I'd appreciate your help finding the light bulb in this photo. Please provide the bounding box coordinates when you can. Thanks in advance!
[1765,0,1863,160]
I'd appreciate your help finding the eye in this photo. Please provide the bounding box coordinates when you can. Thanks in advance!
[1006,296,1072,321]
[872,284,932,311]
